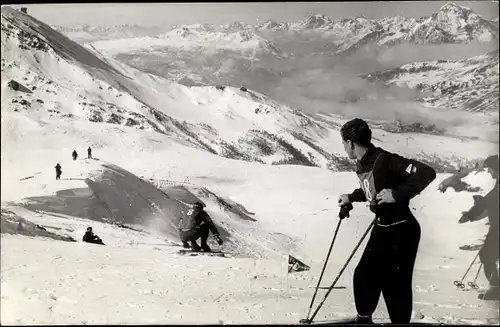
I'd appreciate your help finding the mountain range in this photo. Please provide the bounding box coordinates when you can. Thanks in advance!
[2,5,497,176]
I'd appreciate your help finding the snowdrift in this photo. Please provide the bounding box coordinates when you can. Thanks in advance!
[3,156,296,259]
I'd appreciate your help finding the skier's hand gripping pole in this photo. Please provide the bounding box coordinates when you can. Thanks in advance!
[303,216,377,325]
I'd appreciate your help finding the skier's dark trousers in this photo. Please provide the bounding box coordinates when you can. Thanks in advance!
[179,202,223,252]
[338,118,436,324]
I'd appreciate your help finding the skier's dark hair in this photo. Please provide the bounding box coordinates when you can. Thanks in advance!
[341,118,372,147]
[194,201,204,208]
[483,154,498,172]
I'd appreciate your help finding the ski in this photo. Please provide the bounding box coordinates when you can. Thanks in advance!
[301,318,443,325]
[177,249,229,258]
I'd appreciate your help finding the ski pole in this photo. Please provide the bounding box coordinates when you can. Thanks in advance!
[302,219,343,322]
[454,251,480,288]
[305,216,377,324]
[467,263,483,289]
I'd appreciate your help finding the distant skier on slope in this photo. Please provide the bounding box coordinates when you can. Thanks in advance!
[72,150,78,161]
[459,154,499,301]
[336,118,436,324]
[87,147,92,159]
[178,201,223,252]
[82,227,105,245]
[55,163,62,180]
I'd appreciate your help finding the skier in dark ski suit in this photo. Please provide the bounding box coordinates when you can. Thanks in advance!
[72,150,78,161]
[179,202,223,252]
[82,227,105,245]
[55,163,62,180]
[337,118,436,324]
[459,154,499,301]
[87,147,92,159]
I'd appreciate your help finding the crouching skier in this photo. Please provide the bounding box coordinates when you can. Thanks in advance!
[337,118,436,324]
[179,201,223,252]
[82,227,105,245]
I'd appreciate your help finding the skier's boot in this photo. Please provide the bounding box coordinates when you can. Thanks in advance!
[182,241,190,249]
[354,315,374,324]
[190,241,201,252]
[478,286,500,301]
[201,243,212,252]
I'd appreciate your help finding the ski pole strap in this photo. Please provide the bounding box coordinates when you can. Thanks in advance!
[307,216,377,324]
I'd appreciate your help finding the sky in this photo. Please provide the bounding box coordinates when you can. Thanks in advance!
[13,1,500,28]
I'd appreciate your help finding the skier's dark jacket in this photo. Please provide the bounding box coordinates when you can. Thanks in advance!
[179,207,220,236]
[83,231,103,244]
[467,178,499,230]
[348,144,436,225]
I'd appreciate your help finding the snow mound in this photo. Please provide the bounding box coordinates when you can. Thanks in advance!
[3,156,296,259]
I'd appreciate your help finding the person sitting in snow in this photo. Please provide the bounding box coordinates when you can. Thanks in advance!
[55,163,62,180]
[87,147,92,159]
[72,150,78,161]
[459,154,499,301]
[178,201,223,252]
[82,227,105,245]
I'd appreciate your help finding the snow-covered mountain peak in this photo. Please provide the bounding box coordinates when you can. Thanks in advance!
[257,19,290,31]
[332,15,383,35]
[437,2,472,15]
[153,27,284,57]
[222,21,254,33]
[293,13,334,30]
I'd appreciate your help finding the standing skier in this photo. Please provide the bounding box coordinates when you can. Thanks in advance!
[459,154,499,301]
[87,147,92,159]
[55,163,62,180]
[179,201,223,252]
[337,118,436,324]
[72,150,78,161]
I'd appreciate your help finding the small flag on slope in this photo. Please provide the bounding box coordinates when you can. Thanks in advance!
[288,255,311,273]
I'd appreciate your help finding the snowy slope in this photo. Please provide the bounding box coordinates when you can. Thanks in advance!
[52,23,165,43]
[1,6,499,325]
[3,6,494,173]
[0,7,331,168]
[363,50,500,113]
[2,153,499,324]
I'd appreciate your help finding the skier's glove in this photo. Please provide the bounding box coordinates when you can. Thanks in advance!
[338,203,353,220]
[214,235,223,245]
